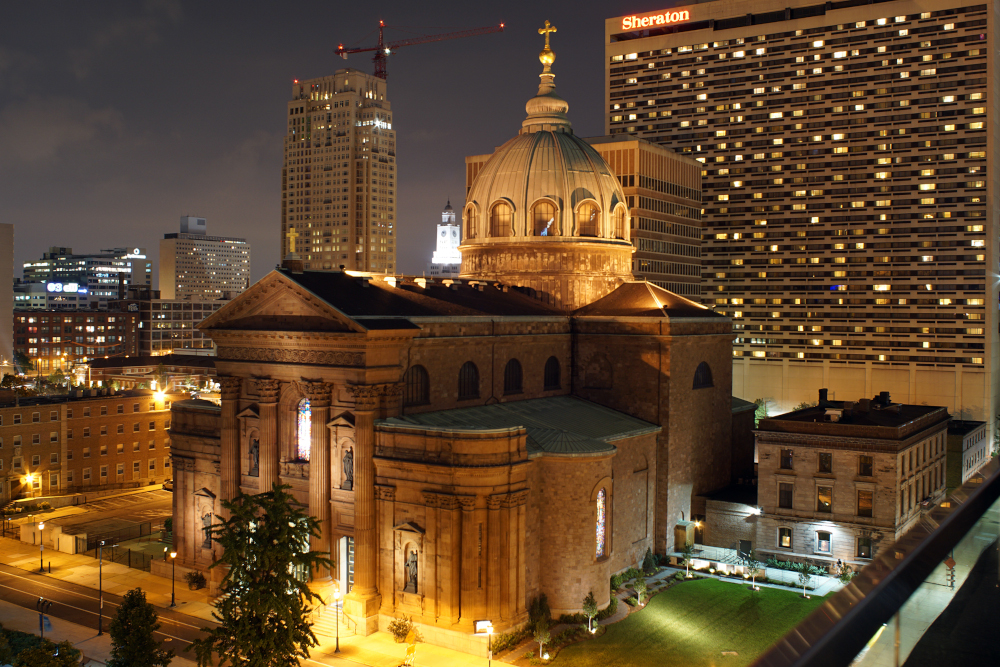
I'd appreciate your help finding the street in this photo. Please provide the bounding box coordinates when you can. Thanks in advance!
[0,561,213,664]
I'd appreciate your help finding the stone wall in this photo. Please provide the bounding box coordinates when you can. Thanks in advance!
[703,499,758,552]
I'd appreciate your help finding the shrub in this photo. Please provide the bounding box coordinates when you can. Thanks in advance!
[163,518,173,533]
[624,597,638,607]
[184,571,207,590]
[595,596,618,621]
[642,548,657,574]
[674,572,685,581]
[529,659,542,666]
[528,594,550,632]
[387,615,422,643]
[610,573,623,590]
[523,651,534,660]
[624,566,642,582]
[490,627,529,654]
[38,502,52,511]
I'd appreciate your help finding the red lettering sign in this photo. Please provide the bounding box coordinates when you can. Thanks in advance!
[622,9,691,31]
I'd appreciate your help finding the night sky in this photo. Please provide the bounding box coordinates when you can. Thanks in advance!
[1,0,656,284]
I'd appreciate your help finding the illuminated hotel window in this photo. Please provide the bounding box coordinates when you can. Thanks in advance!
[596,488,607,558]
[297,398,311,461]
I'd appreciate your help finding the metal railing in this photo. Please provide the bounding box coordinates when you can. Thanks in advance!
[752,457,1000,667]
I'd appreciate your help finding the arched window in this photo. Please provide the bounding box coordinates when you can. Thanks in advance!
[458,361,480,400]
[543,356,561,391]
[403,365,430,406]
[532,201,557,236]
[693,362,713,389]
[503,358,523,395]
[296,398,311,461]
[576,202,599,237]
[596,488,607,558]
[465,207,476,240]
[490,202,512,237]
[613,206,627,240]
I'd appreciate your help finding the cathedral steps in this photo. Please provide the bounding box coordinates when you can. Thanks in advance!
[311,602,354,638]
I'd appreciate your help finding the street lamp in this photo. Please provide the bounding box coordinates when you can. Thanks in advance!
[38,521,45,572]
[169,552,177,607]
[97,540,116,635]
[334,590,342,653]
[487,625,493,667]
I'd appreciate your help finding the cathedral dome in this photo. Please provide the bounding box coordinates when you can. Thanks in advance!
[459,21,633,310]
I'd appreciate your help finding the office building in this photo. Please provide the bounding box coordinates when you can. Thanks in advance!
[13,279,92,310]
[22,247,152,306]
[159,216,251,300]
[281,69,396,273]
[13,309,139,373]
[427,201,461,277]
[0,389,178,502]
[946,419,989,487]
[605,0,996,422]
[112,287,224,357]
[754,389,949,566]
[0,224,12,376]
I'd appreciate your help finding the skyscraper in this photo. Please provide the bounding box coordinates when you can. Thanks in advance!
[22,246,151,306]
[159,216,250,300]
[0,223,13,374]
[281,69,397,273]
[606,0,997,421]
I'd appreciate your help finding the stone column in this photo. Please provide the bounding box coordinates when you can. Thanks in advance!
[487,493,503,622]
[219,376,242,518]
[255,379,281,494]
[344,384,382,636]
[305,381,333,584]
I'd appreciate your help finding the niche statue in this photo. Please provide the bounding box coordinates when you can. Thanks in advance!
[342,447,354,491]
[248,438,260,477]
[404,549,418,593]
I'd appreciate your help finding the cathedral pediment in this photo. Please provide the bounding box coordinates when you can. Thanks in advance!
[199,270,367,333]
[393,521,425,535]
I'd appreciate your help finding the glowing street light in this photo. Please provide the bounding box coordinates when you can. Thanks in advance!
[38,521,45,572]
[169,552,178,607]
[334,590,342,653]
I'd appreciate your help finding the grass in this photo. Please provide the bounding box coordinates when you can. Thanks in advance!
[552,578,829,667]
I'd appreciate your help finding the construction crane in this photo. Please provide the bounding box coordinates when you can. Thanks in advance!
[336,21,505,80]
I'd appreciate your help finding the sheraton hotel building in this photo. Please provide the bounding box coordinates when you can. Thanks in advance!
[606,0,999,423]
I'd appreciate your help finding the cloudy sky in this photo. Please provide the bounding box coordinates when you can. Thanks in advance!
[0,0,655,284]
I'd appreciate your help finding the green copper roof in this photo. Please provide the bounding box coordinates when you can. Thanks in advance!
[378,395,660,458]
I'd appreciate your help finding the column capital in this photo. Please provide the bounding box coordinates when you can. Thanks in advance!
[254,378,281,402]
[218,376,242,400]
[348,384,382,411]
[302,381,334,407]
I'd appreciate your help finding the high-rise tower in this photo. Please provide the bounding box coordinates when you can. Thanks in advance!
[428,200,462,277]
[281,69,397,273]
[160,216,250,300]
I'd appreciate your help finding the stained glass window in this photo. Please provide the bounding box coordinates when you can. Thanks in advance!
[596,488,606,558]
[297,397,311,461]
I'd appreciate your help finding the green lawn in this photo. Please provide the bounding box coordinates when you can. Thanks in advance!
[553,578,828,667]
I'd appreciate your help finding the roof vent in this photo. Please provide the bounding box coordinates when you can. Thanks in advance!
[825,408,843,422]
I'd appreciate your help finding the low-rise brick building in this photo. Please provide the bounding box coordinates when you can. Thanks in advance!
[946,419,990,489]
[754,389,949,568]
[0,389,181,501]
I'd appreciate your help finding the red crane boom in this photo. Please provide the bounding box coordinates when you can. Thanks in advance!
[336,21,505,80]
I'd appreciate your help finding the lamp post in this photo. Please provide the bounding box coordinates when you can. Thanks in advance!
[487,625,493,667]
[38,521,44,572]
[334,590,341,653]
[98,540,105,635]
[169,551,177,607]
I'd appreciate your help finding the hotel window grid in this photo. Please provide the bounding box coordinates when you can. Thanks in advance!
[608,3,991,370]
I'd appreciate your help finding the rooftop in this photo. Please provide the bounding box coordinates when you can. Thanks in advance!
[947,419,986,436]
[574,281,722,319]
[379,395,660,458]
[0,388,183,410]
[86,355,217,370]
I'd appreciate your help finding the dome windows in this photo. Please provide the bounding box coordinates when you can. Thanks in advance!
[464,206,477,240]
[576,202,600,237]
[612,205,628,240]
[532,200,558,236]
[490,202,513,238]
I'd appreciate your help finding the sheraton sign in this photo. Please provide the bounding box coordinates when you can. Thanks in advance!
[622,9,691,30]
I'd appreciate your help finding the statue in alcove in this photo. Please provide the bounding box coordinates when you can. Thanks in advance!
[342,447,354,490]
[248,438,259,477]
[404,549,418,593]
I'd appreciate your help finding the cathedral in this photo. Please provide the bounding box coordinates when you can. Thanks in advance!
[168,23,735,653]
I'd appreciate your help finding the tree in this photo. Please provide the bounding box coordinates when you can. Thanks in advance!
[0,626,12,667]
[108,588,173,667]
[642,547,657,574]
[13,351,33,374]
[12,640,80,667]
[634,577,648,605]
[838,562,856,585]
[533,618,550,659]
[796,561,813,598]
[191,483,331,667]
[681,542,695,578]
[47,370,66,388]
[742,550,763,590]
[582,591,598,633]
[793,401,817,411]
[0,374,15,389]
[753,398,772,427]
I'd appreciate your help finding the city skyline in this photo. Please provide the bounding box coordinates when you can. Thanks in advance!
[0,0,630,284]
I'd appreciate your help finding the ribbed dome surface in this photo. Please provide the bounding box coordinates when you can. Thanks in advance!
[464,129,627,239]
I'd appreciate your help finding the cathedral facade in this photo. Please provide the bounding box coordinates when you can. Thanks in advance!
[168,24,735,654]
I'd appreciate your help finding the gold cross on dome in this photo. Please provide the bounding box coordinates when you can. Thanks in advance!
[287,226,299,254]
[539,20,556,48]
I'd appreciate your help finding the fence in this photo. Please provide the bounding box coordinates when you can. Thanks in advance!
[76,521,151,553]
[79,541,155,572]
